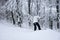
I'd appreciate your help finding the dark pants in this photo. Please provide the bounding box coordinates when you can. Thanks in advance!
[33,22,41,31]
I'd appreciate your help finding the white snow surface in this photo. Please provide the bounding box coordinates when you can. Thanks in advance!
[0,20,60,40]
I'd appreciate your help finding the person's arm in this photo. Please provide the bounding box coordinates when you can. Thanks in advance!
[37,16,41,19]
[40,16,45,19]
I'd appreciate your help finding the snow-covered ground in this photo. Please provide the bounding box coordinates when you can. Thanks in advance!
[0,20,60,40]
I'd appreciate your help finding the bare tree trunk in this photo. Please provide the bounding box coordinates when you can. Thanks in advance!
[16,0,22,27]
[16,0,20,15]
[49,0,53,29]
[49,17,53,29]
[28,0,31,15]
[56,0,59,29]
[36,0,38,15]
[28,0,31,26]
[11,11,15,24]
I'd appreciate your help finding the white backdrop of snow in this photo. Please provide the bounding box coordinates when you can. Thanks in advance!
[0,20,60,40]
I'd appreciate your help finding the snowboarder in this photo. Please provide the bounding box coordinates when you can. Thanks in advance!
[33,15,41,31]
[28,14,44,31]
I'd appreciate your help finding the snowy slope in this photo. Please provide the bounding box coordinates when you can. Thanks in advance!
[0,20,60,40]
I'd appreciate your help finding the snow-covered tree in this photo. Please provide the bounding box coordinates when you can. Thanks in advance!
[0,0,60,30]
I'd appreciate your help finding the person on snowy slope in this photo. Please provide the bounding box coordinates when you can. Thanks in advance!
[33,15,41,31]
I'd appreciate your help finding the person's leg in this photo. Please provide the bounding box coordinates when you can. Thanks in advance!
[33,23,37,31]
[36,22,41,30]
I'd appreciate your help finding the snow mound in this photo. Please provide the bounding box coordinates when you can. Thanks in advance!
[0,20,60,40]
